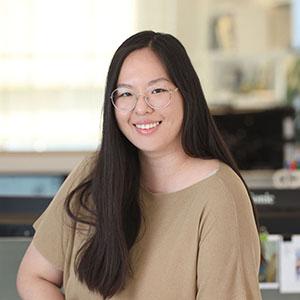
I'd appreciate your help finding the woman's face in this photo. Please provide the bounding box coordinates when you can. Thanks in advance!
[114,48,184,155]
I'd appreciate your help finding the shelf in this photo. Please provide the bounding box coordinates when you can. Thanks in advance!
[260,282,280,290]
[270,0,291,7]
[0,151,91,173]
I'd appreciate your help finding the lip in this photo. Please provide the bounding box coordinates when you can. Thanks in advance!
[133,120,162,126]
[133,121,162,135]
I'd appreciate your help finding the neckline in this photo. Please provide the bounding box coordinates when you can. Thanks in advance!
[140,161,226,200]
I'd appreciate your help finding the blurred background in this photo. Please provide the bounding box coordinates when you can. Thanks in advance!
[1,0,300,299]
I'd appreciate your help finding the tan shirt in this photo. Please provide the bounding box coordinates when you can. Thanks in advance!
[33,157,262,300]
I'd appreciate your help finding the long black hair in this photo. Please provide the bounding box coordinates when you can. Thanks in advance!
[65,31,259,299]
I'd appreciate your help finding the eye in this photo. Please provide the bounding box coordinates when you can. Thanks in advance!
[151,88,168,94]
[120,91,132,97]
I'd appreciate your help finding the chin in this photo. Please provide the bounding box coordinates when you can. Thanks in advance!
[130,141,161,153]
[135,145,159,153]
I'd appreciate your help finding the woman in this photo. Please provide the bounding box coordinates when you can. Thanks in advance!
[17,31,262,300]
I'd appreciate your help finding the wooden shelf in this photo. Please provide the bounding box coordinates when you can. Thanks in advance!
[0,151,92,174]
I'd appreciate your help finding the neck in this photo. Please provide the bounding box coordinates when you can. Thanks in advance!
[139,147,192,193]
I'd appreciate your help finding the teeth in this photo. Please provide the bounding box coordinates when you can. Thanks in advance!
[136,121,160,130]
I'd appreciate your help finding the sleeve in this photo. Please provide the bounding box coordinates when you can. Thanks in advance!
[196,178,262,300]
[32,155,94,271]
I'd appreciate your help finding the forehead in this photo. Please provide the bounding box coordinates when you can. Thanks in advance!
[117,48,171,85]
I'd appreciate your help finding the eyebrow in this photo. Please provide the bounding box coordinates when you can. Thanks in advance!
[148,77,171,85]
[117,77,171,88]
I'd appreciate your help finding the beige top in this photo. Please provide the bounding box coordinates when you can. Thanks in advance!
[33,157,262,300]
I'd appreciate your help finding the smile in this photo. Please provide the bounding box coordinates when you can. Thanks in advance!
[133,121,162,135]
[135,121,161,129]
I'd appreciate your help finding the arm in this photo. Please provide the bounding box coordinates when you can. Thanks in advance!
[196,179,261,300]
[16,156,94,299]
[17,242,65,300]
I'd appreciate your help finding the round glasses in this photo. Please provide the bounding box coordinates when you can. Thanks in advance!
[110,86,178,112]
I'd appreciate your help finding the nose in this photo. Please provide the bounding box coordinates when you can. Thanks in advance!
[134,94,153,115]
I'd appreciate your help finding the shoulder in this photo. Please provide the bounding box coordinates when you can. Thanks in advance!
[214,162,252,213]
[64,152,97,191]
[72,152,97,177]
[200,161,249,205]
[36,153,97,224]
[196,162,258,250]
[195,161,254,227]
[196,161,258,239]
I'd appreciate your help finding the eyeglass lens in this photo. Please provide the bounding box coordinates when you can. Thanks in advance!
[111,87,172,111]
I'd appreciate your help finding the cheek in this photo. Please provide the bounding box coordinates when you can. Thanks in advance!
[167,100,184,126]
[115,112,131,135]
